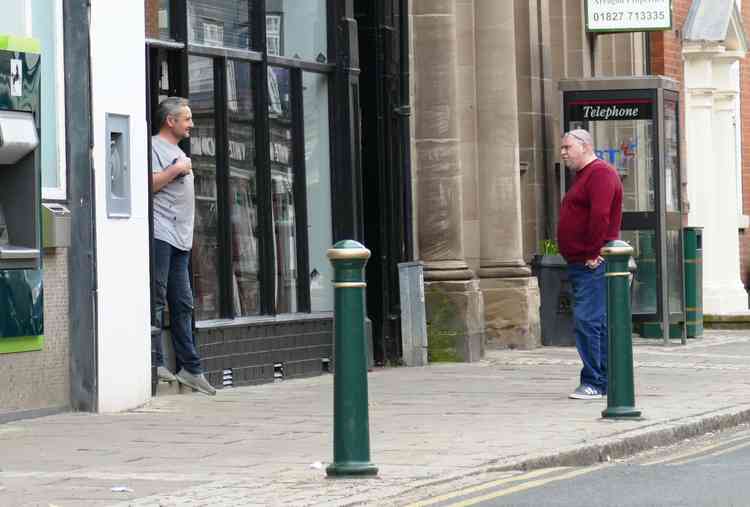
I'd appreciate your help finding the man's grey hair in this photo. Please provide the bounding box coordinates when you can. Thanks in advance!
[156,96,190,128]
[563,129,593,147]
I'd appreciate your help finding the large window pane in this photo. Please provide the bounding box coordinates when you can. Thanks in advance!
[0,4,25,34]
[623,230,658,316]
[228,61,260,316]
[269,66,297,313]
[189,56,221,321]
[664,99,680,212]
[303,72,332,312]
[588,120,654,212]
[188,0,251,50]
[666,230,683,314]
[266,0,327,62]
[31,0,65,196]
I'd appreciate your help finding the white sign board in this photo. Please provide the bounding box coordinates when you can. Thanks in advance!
[586,0,672,33]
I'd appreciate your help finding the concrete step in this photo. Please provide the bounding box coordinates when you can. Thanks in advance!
[704,313,750,330]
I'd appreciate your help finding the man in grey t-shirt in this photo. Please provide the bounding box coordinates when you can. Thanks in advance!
[151,97,215,396]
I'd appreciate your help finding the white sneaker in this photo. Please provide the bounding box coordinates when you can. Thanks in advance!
[176,369,217,396]
[569,384,603,400]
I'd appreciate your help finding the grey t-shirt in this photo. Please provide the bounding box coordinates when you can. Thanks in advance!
[151,135,195,251]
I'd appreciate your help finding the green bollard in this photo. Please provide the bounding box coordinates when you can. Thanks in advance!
[684,227,703,338]
[601,240,642,419]
[326,240,378,477]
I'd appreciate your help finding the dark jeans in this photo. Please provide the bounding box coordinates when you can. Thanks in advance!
[152,238,202,375]
[568,262,608,392]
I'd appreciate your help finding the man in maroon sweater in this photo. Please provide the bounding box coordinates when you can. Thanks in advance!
[557,129,623,400]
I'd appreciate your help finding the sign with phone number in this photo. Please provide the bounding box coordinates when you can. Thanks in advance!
[586,0,671,32]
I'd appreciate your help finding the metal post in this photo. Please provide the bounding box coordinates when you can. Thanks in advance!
[601,241,642,419]
[684,227,703,339]
[326,240,378,477]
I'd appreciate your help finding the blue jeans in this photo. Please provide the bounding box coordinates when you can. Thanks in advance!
[152,239,202,375]
[568,262,608,392]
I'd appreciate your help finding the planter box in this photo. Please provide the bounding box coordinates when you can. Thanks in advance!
[531,255,576,347]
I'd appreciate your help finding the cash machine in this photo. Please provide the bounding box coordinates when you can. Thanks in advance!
[0,36,43,352]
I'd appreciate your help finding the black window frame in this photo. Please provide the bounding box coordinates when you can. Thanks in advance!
[147,0,340,320]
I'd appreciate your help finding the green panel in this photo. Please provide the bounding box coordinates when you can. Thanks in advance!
[639,321,683,339]
[0,334,43,353]
[0,35,41,54]
[0,269,44,340]
[0,49,41,112]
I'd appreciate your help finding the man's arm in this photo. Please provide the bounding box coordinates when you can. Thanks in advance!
[586,168,618,265]
[152,158,191,193]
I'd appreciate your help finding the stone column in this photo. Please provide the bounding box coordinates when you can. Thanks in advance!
[705,75,748,313]
[685,49,749,314]
[473,0,540,349]
[412,0,484,361]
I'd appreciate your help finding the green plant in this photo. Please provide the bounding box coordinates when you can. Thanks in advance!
[540,239,559,256]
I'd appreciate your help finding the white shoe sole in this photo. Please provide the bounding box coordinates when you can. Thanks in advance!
[568,393,603,400]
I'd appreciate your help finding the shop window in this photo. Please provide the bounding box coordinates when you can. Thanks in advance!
[266,0,327,62]
[269,66,298,313]
[303,72,333,312]
[187,0,251,51]
[228,60,260,316]
[189,55,221,321]
[13,0,66,200]
[147,1,337,321]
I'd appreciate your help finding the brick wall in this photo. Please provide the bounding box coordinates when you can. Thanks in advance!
[649,0,691,81]
[0,249,70,416]
[650,0,692,218]
[145,0,160,39]
[740,0,750,287]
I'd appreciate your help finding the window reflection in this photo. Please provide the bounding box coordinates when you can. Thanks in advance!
[228,60,260,316]
[622,230,658,316]
[588,120,654,213]
[189,55,221,321]
[304,72,333,312]
[266,0,327,62]
[145,0,173,40]
[664,100,680,212]
[269,66,297,313]
[188,0,251,50]
[666,230,683,314]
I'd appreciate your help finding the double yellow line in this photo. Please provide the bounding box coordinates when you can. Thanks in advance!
[404,465,608,507]
[406,432,750,507]
[641,433,750,467]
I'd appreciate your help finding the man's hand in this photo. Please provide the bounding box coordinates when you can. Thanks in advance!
[585,256,604,270]
[152,157,192,193]
[172,157,192,176]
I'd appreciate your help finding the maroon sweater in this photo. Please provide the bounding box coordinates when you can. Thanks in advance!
[557,159,623,264]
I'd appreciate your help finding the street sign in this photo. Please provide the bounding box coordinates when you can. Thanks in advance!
[586,0,672,33]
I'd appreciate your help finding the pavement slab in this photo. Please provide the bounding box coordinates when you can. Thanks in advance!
[0,331,749,506]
